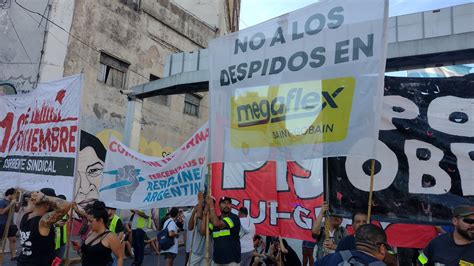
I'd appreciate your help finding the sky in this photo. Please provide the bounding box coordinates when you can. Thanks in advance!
[240,0,474,29]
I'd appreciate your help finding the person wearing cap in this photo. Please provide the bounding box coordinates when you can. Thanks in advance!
[239,206,255,266]
[316,224,388,266]
[206,195,241,266]
[107,206,124,238]
[311,202,347,260]
[418,204,474,265]
[17,188,72,266]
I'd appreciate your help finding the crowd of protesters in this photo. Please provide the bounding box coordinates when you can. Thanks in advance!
[0,187,472,266]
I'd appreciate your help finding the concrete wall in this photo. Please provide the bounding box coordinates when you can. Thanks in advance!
[39,0,74,82]
[62,0,222,152]
[0,0,49,93]
[387,3,474,43]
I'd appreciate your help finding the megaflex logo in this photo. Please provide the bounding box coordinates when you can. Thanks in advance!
[230,77,355,148]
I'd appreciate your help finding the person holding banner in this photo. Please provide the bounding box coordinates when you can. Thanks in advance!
[206,195,241,266]
[311,203,347,260]
[188,192,209,265]
[0,188,18,261]
[418,204,474,265]
[17,188,72,266]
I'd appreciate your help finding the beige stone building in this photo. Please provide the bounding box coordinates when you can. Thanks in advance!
[66,0,239,154]
[1,0,240,155]
[1,0,239,207]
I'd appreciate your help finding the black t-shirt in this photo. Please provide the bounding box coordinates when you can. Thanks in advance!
[423,233,474,266]
[17,213,55,266]
[282,245,302,266]
[115,218,124,233]
[211,213,241,264]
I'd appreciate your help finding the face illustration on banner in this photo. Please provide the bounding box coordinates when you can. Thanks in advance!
[75,131,106,207]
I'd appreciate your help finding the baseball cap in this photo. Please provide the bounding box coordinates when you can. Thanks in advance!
[40,188,57,197]
[219,196,232,204]
[453,205,474,217]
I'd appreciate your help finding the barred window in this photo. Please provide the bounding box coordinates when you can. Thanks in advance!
[97,53,129,89]
[184,93,201,117]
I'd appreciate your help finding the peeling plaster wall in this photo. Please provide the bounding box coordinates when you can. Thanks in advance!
[63,0,222,150]
[0,0,49,93]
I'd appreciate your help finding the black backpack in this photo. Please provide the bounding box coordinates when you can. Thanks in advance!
[157,220,174,250]
[337,250,386,266]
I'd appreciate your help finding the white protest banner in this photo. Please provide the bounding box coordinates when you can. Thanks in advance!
[0,75,83,198]
[99,123,208,209]
[209,0,388,163]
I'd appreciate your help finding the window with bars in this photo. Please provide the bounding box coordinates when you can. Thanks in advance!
[97,53,129,89]
[184,93,201,117]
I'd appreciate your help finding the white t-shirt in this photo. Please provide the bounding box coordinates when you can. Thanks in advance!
[161,218,178,254]
[239,217,255,253]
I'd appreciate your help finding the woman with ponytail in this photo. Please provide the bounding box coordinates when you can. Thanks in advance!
[71,201,124,266]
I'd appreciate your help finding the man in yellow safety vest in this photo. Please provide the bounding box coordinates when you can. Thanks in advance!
[130,209,152,266]
[106,206,124,266]
[54,195,68,261]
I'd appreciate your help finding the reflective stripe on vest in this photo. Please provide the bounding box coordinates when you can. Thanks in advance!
[418,252,428,265]
[62,224,67,244]
[222,217,234,228]
[212,229,230,238]
[109,214,120,233]
[55,227,61,250]
[55,224,67,249]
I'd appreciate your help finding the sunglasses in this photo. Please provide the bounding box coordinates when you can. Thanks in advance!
[462,218,474,224]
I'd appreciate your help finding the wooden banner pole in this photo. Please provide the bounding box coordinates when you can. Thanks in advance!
[0,190,17,264]
[204,163,212,266]
[367,159,376,224]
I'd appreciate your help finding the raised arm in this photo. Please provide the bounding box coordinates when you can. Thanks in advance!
[189,192,204,231]
[30,192,72,236]
[205,195,227,229]
[0,199,16,215]
[200,203,209,236]
[72,202,87,218]
[311,202,328,235]
[278,236,288,254]
[131,209,149,219]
